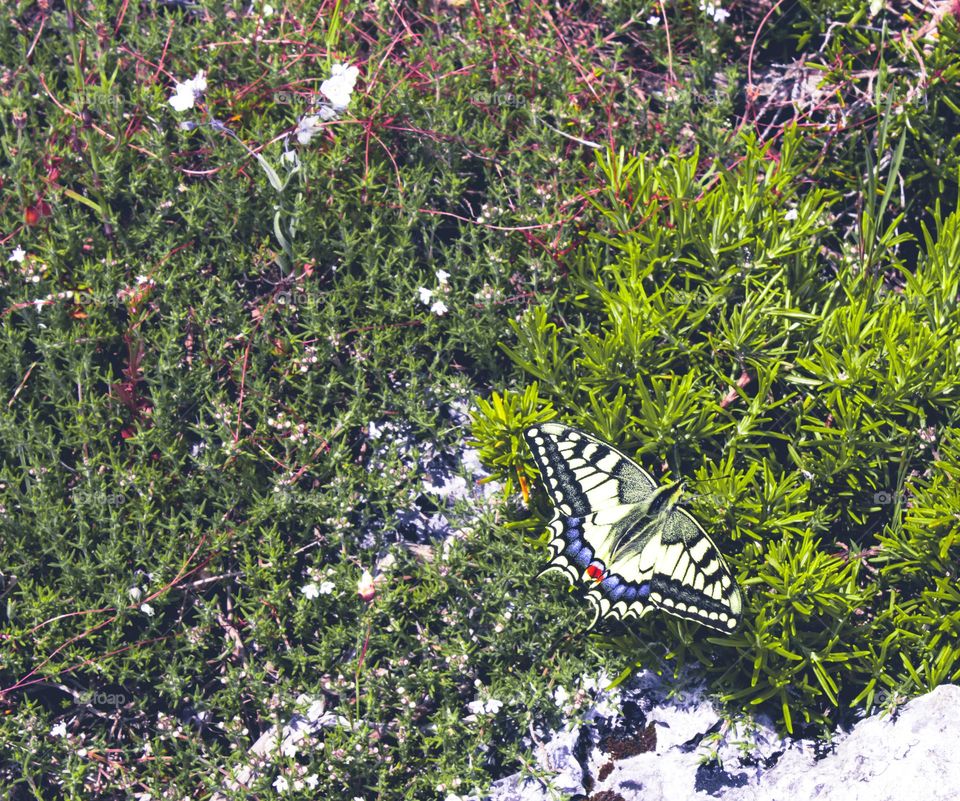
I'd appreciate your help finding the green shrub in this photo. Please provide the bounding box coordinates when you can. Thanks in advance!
[795,12,960,231]
[472,131,960,732]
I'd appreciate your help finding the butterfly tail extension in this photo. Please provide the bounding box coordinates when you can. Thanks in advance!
[583,590,602,630]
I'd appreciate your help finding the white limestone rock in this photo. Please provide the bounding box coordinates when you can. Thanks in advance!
[721,684,960,801]
[484,678,960,801]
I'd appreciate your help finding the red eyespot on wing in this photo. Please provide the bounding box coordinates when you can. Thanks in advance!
[586,564,605,583]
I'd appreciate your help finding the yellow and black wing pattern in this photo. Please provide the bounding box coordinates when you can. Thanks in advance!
[523,423,742,633]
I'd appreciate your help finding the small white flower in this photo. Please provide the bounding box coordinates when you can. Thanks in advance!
[128,586,143,602]
[357,568,376,602]
[301,582,321,600]
[593,694,621,718]
[418,286,434,305]
[699,1,730,23]
[784,208,798,221]
[169,70,207,112]
[8,246,26,263]
[295,114,324,145]
[305,774,319,789]
[273,776,289,792]
[436,269,450,284]
[33,298,45,312]
[262,2,275,15]
[50,722,67,737]
[320,63,360,112]
[646,14,660,26]
[168,89,193,112]
[318,580,335,595]
[140,603,155,617]
[430,300,448,316]
[189,71,208,93]
[466,698,503,716]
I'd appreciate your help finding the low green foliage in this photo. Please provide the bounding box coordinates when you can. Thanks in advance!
[796,14,960,231]
[1,1,619,796]
[3,0,960,797]
[472,133,960,733]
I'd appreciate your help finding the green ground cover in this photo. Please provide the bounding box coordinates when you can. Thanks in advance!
[1,1,959,798]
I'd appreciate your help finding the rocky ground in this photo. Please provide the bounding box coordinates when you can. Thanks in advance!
[487,676,960,801]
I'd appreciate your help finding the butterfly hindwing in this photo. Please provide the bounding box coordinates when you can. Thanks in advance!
[524,423,742,633]
[523,423,660,626]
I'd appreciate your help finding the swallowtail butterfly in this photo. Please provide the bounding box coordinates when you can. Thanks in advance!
[524,423,742,633]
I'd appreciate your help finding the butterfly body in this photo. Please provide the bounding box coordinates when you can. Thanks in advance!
[524,423,742,633]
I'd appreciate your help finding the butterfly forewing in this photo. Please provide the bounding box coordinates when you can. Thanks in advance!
[524,423,742,633]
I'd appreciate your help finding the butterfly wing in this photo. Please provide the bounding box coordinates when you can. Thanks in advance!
[523,423,660,627]
[524,423,742,633]
[648,503,743,632]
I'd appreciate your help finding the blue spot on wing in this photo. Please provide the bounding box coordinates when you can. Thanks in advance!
[600,574,627,601]
[566,542,591,568]
[555,516,592,568]
[606,579,650,605]
[560,518,593,568]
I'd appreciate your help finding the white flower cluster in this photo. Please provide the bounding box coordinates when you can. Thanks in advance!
[168,70,207,112]
[465,697,504,718]
[418,269,451,316]
[300,580,335,599]
[168,63,361,147]
[295,63,361,144]
[699,1,730,23]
